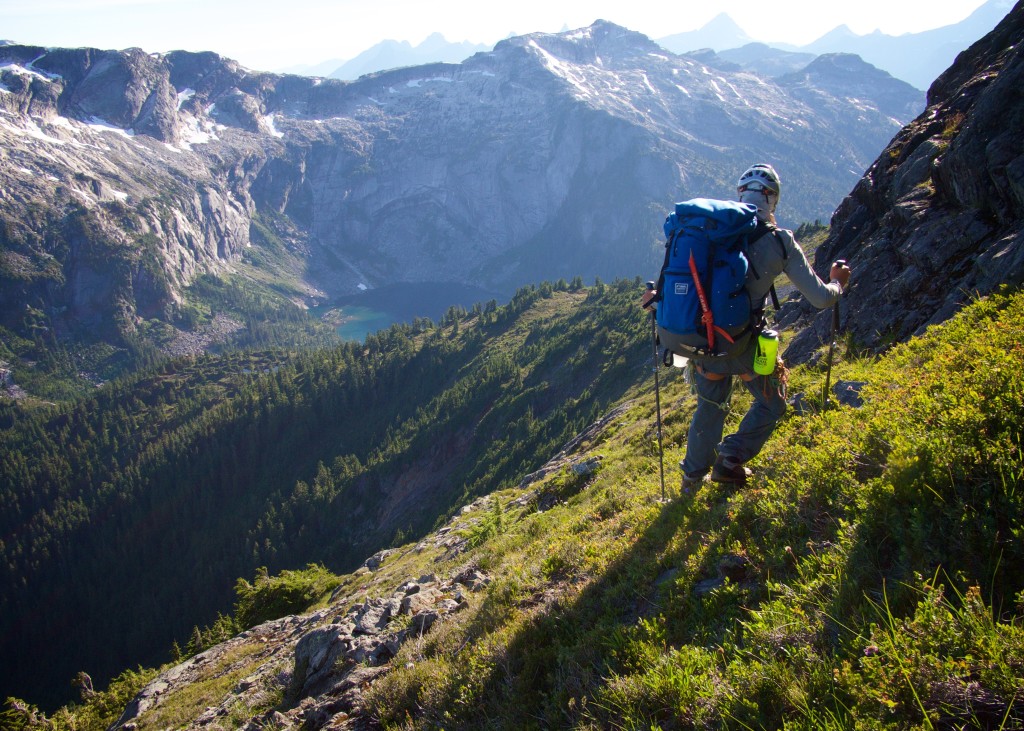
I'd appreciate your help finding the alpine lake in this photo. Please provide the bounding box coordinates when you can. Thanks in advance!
[312,282,508,341]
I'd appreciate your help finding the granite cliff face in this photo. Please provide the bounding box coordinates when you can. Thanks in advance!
[783,0,1024,362]
[0,46,270,341]
[1,21,922,351]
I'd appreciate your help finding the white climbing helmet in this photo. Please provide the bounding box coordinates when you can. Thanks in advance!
[737,163,781,196]
[737,163,781,217]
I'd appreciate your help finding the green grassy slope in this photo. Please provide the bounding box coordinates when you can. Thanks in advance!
[355,287,1024,729]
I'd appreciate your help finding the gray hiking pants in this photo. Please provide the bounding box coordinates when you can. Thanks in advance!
[680,340,787,478]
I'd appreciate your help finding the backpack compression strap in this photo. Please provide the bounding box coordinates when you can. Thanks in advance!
[687,249,735,351]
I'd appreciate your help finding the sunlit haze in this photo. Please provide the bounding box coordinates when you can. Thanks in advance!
[0,0,993,72]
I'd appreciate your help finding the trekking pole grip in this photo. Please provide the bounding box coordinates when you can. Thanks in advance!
[645,281,657,319]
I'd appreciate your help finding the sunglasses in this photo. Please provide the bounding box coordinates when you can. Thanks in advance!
[739,182,777,195]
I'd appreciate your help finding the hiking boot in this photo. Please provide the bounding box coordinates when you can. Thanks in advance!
[681,472,709,494]
[711,456,751,485]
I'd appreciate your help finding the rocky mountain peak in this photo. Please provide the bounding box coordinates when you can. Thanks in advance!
[779,52,924,121]
[498,19,662,67]
[657,12,754,55]
[797,52,883,78]
[4,45,181,142]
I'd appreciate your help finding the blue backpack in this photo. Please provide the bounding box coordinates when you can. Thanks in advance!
[655,198,760,360]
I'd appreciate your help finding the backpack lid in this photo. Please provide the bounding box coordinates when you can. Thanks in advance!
[666,198,759,242]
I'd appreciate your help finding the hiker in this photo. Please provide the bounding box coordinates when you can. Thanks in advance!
[642,163,851,490]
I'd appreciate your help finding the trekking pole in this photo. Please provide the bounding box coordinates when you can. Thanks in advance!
[822,260,845,409]
[646,281,667,502]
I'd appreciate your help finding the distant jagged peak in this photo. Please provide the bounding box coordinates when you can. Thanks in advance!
[327,33,491,81]
[701,12,753,34]
[812,23,859,43]
[657,12,754,54]
[807,0,1014,47]
[417,32,484,53]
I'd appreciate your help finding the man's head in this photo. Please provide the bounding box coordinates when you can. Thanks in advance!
[737,163,781,221]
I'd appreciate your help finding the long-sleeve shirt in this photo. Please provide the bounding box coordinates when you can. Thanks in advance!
[745,227,841,311]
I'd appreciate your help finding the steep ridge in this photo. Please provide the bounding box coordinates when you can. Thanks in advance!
[782,0,1024,363]
[1,22,923,374]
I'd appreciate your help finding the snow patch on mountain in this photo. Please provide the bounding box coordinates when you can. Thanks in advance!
[263,114,285,138]
[85,117,135,138]
[176,88,196,110]
[0,60,59,82]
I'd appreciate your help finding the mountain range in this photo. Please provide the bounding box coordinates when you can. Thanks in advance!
[316,0,1012,91]
[283,33,492,81]
[0,21,922,387]
[658,0,1015,90]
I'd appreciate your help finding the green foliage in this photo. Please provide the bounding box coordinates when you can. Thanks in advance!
[184,612,240,657]
[182,273,340,352]
[0,699,34,731]
[793,220,828,242]
[460,498,507,550]
[942,111,966,142]
[233,564,342,630]
[0,280,651,709]
[132,645,266,731]
[839,580,1024,729]
[0,667,156,731]
[360,288,1024,730]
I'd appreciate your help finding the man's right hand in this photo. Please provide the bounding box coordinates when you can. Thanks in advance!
[829,260,851,290]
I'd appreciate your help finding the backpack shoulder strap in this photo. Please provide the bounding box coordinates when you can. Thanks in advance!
[752,220,788,259]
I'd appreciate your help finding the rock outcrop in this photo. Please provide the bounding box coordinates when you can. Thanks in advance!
[112,553,492,730]
[782,0,1024,362]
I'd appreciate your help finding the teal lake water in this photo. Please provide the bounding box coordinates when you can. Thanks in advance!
[332,306,397,341]
[316,282,508,341]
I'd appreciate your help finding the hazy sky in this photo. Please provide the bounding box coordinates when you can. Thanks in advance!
[1,0,992,72]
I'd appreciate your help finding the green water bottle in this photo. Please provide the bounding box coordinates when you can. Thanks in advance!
[754,329,779,375]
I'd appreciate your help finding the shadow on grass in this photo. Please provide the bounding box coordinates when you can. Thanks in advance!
[451,477,767,728]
